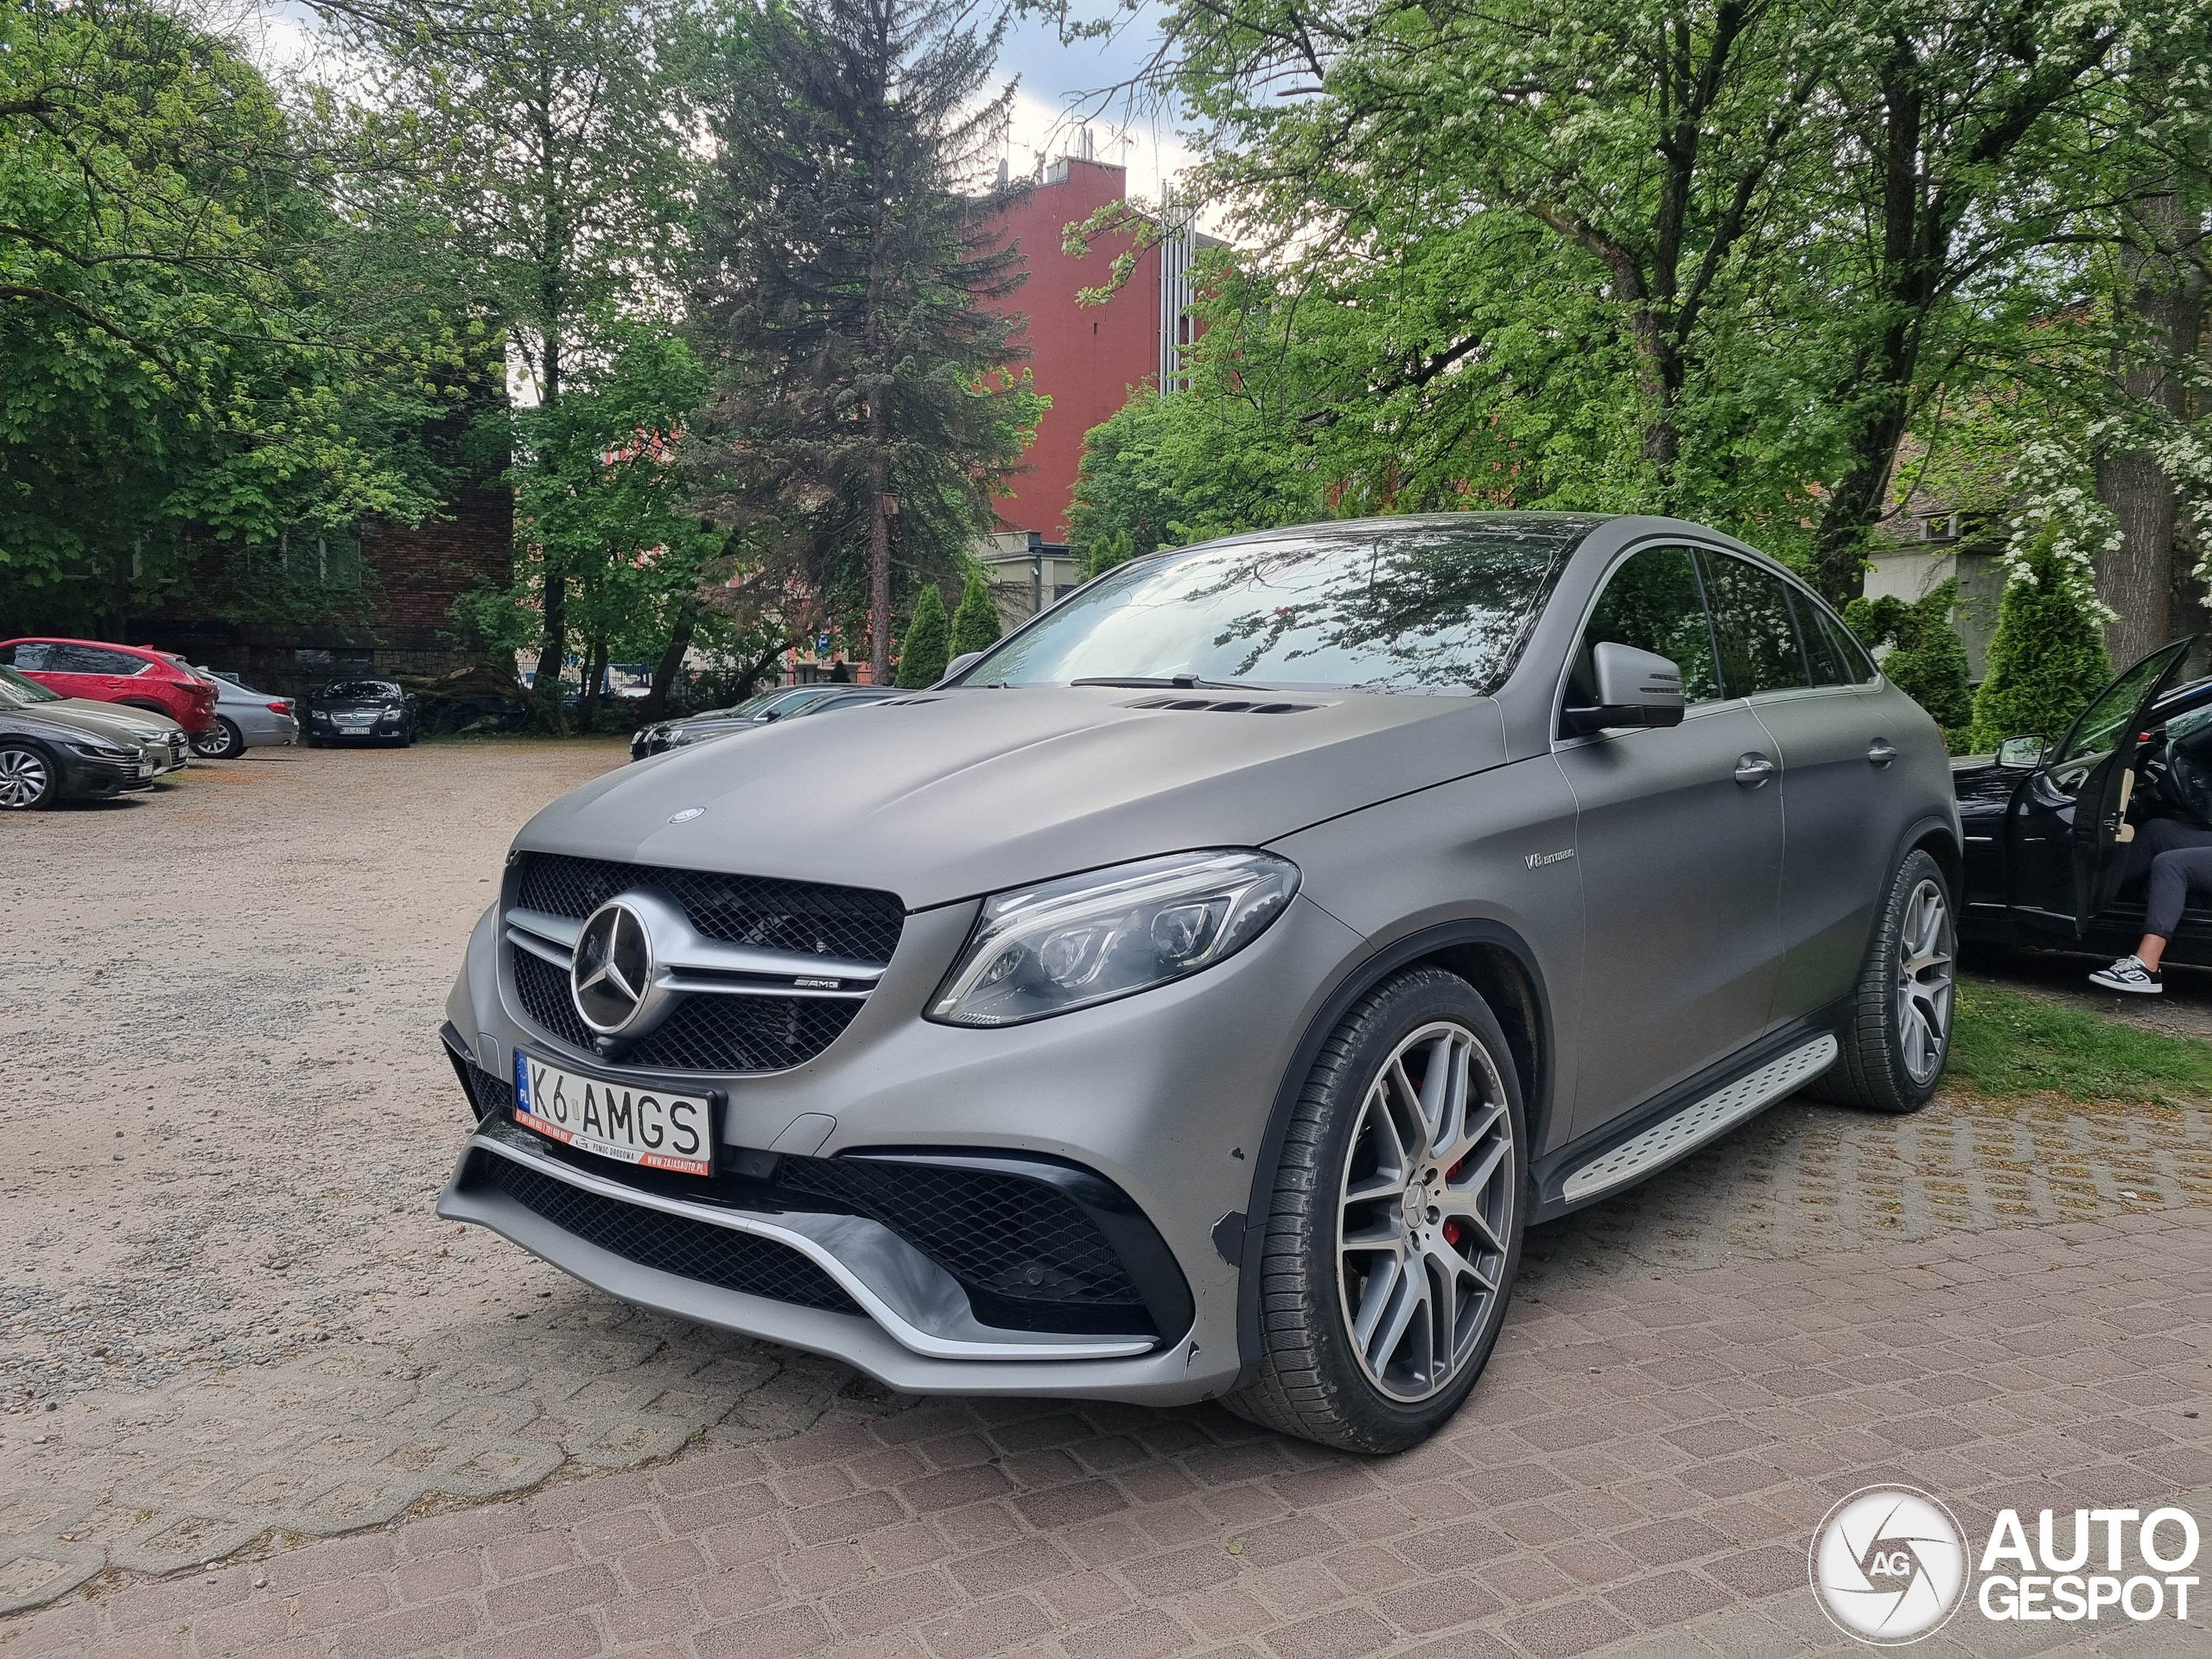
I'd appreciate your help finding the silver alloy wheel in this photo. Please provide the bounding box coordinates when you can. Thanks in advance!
[0,747,49,808]
[193,721,234,758]
[1336,1020,1516,1402]
[1895,877,1955,1084]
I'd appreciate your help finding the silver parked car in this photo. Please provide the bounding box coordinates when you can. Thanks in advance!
[193,671,300,759]
[436,513,1956,1452]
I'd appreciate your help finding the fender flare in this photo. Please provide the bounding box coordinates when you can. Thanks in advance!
[1224,917,1554,1382]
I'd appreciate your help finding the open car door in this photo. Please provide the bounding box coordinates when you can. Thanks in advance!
[2027,639,2196,936]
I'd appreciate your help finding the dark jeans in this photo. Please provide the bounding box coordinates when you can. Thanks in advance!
[2124,817,2212,940]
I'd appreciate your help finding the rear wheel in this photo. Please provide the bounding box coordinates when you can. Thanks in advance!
[1226,969,1525,1453]
[0,743,56,810]
[193,718,245,760]
[1809,849,1955,1114]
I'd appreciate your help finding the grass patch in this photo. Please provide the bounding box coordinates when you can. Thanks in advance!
[1948,976,2212,1103]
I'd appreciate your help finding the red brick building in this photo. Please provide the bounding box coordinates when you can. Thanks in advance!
[985,154,1195,544]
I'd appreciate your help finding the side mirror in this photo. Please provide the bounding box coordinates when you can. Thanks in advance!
[942,652,984,683]
[1998,734,2047,769]
[1564,643,1687,734]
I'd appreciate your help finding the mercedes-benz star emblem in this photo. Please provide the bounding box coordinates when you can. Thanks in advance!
[572,899,656,1034]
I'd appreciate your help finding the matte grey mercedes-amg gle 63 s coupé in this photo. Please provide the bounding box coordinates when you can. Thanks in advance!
[435,513,1956,1451]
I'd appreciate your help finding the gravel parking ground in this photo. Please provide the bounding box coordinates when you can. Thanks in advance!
[4,741,2210,1656]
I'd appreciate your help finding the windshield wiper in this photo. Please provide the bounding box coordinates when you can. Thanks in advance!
[1070,675,1281,692]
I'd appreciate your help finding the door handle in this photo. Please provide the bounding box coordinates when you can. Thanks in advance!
[1868,738,1898,767]
[1734,753,1776,787]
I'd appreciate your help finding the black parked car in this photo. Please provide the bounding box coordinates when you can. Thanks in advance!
[305,679,419,747]
[0,696,159,808]
[1955,638,2212,960]
[629,684,901,761]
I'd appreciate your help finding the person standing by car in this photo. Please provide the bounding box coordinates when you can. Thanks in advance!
[2088,816,2212,992]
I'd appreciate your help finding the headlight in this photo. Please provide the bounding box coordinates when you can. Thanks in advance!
[667,727,693,746]
[927,849,1300,1027]
[66,739,130,759]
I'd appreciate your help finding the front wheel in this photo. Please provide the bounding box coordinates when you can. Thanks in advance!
[1809,849,1955,1114]
[193,718,245,760]
[1226,968,1526,1453]
[0,743,57,810]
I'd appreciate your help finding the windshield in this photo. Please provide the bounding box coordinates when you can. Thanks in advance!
[322,680,401,701]
[962,517,1599,692]
[0,664,61,704]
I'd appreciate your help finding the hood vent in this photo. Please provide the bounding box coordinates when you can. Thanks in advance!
[1122,695,1323,715]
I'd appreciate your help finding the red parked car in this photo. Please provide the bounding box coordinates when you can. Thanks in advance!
[0,638,219,735]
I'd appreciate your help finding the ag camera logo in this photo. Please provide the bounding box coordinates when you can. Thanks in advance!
[1810,1487,1968,1644]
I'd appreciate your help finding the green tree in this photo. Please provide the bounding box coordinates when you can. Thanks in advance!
[691,0,1045,683]
[895,582,950,686]
[1843,581,1974,746]
[327,0,707,716]
[949,561,1002,656]
[1967,534,2115,754]
[0,0,467,632]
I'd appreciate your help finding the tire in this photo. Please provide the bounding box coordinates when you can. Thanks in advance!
[1808,849,1955,1115]
[0,742,57,810]
[1225,968,1527,1453]
[193,717,245,760]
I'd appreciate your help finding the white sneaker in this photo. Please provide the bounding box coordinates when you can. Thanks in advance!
[2088,956,2163,994]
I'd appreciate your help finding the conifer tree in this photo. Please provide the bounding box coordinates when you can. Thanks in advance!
[1967,536,2114,753]
[694,0,1044,683]
[949,561,1002,658]
[896,582,950,686]
[1843,580,1974,747]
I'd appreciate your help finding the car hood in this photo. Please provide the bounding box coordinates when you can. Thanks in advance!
[315,700,400,715]
[2,704,145,749]
[517,685,1509,907]
[42,697,180,740]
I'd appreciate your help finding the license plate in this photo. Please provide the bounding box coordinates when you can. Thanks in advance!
[137,760,153,779]
[512,1052,715,1176]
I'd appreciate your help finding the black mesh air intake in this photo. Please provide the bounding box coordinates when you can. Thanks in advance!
[510,948,864,1072]
[460,1058,515,1120]
[513,853,905,965]
[777,1158,1146,1313]
[474,1154,859,1313]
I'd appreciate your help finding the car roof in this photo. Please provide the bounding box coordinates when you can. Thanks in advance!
[1,634,158,654]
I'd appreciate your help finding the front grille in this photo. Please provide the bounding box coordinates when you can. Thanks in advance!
[514,853,905,965]
[511,948,862,1072]
[779,1159,1146,1311]
[476,1154,859,1313]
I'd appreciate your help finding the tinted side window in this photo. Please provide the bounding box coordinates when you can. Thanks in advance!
[1701,552,1809,696]
[1564,545,1721,718]
[1789,589,1855,687]
[48,644,118,673]
[1821,607,1879,683]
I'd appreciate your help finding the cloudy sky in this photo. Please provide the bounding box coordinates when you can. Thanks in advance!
[994,5,1193,203]
[230,0,1192,204]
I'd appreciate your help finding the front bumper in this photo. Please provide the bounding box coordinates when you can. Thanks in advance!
[54,746,146,799]
[438,887,1365,1402]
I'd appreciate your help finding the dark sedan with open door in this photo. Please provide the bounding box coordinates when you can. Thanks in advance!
[1954,639,2212,961]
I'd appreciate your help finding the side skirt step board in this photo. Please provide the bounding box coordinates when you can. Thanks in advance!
[1559,1034,1839,1205]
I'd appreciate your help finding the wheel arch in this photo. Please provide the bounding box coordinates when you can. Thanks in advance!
[0,732,65,804]
[1904,813,1963,899]
[1227,917,1554,1382]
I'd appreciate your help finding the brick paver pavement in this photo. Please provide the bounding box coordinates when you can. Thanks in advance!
[5,1196,2208,1658]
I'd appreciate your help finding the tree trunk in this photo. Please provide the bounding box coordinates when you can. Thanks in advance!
[2094,190,2203,667]
[576,635,606,731]
[868,425,892,683]
[1808,65,1929,605]
[530,328,568,729]
[645,598,698,720]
